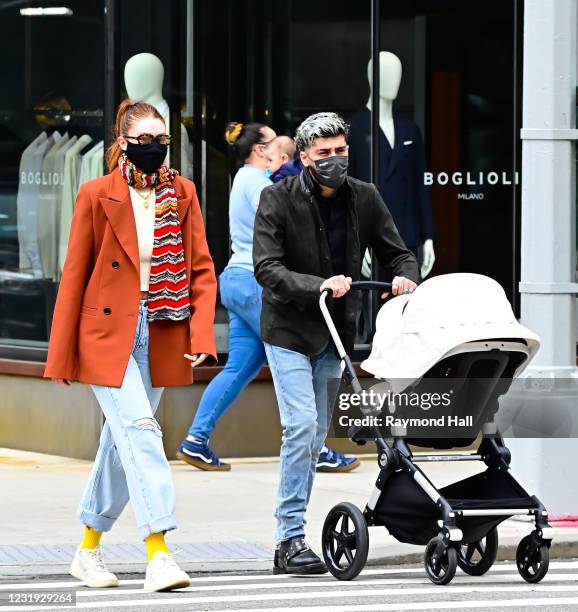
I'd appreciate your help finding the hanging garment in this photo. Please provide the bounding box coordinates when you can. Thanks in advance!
[58,134,93,276]
[37,134,77,279]
[78,140,104,187]
[17,131,47,272]
[89,142,104,180]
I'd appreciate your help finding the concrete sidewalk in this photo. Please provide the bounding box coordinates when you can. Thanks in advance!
[1,447,577,577]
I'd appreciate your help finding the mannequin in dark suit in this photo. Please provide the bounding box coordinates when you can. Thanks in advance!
[349,52,435,278]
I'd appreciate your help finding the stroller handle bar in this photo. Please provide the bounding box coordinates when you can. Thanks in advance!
[350,280,393,292]
[320,281,393,298]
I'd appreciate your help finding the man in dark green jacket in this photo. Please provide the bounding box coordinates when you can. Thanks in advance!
[253,112,419,575]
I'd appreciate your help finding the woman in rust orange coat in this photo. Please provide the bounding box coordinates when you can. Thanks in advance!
[44,100,217,592]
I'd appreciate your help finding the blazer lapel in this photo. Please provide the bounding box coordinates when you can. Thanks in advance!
[177,197,191,226]
[177,197,192,272]
[385,115,406,181]
[100,195,140,273]
[100,171,139,272]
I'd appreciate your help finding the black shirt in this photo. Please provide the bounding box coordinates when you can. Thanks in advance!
[314,183,348,337]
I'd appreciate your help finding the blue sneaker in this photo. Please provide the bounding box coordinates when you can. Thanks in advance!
[316,445,360,473]
[176,438,231,471]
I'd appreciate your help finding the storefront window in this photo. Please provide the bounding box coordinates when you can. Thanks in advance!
[0,1,104,356]
[193,1,372,351]
[0,0,522,361]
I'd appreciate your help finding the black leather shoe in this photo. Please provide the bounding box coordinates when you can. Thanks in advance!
[273,536,327,575]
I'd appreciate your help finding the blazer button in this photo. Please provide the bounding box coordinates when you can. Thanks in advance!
[112,261,120,269]
[104,308,112,315]
[323,256,330,263]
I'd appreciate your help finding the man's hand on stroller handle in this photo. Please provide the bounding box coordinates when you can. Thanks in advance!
[382,276,417,299]
[320,275,416,299]
[320,275,352,298]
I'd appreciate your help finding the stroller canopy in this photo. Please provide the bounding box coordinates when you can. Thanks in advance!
[361,273,540,384]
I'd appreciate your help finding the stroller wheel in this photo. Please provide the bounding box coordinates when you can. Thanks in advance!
[516,534,549,583]
[424,537,457,585]
[457,527,498,576]
[322,502,369,581]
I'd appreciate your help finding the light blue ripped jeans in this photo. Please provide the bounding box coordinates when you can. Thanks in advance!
[77,300,177,540]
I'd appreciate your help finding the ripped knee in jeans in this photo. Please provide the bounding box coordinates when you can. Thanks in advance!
[133,417,162,437]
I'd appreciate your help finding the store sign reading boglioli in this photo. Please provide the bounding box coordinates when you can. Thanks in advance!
[424,171,520,200]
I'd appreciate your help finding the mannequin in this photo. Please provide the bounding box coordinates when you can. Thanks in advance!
[124,53,165,107]
[124,53,193,177]
[367,51,401,149]
[349,51,435,278]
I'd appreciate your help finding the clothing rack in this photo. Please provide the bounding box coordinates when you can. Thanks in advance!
[0,109,103,128]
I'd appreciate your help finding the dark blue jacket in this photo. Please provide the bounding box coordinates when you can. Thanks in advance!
[348,108,434,248]
[270,158,304,183]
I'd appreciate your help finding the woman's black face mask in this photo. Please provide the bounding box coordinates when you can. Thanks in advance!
[125,141,167,175]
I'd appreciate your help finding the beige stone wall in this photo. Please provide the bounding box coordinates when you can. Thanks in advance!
[0,375,369,460]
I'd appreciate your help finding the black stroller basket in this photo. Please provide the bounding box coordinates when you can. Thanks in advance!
[319,281,553,585]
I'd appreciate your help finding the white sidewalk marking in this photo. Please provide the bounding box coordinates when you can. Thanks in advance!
[68,573,578,596]
[174,600,578,612]
[3,584,578,611]
[1,560,578,591]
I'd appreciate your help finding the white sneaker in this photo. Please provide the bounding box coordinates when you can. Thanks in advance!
[69,545,119,588]
[144,551,191,592]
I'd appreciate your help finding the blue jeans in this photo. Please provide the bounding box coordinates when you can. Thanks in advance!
[77,300,177,540]
[264,342,342,543]
[188,266,266,441]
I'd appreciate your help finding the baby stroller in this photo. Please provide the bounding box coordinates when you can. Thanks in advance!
[319,273,553,586]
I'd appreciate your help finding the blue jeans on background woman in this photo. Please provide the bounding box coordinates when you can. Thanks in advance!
[177,266,266,470]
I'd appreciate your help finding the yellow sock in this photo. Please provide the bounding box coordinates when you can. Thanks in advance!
[80,526,102,550]
[145,532,168,562]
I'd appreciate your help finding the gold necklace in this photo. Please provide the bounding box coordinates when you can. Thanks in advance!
[135,187,154,209]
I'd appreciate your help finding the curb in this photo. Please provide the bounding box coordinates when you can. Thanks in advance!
[0,560,273,580]
[2,542,577,580]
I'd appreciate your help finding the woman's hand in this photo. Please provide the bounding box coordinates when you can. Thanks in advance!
[184,353,208,368]
[53,378,72,386]
[381,276,417,299]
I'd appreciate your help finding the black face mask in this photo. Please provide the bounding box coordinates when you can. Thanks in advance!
[125,141,168,175]
[310,155,349,190]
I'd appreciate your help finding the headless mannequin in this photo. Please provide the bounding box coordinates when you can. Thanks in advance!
[366,52,401,149]
[124,53,165,108]
[365,51,435,278]
[124,53,193,176]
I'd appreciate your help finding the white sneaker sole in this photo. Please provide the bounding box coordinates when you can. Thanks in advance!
[144,573,191,592]
[69,559,119,588]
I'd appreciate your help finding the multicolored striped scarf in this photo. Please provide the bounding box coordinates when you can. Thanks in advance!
[119,154,191,322]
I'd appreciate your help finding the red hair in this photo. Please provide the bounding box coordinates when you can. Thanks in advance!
[106,99,165,173]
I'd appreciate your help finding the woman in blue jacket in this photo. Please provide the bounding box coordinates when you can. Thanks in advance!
[177,122,275,469]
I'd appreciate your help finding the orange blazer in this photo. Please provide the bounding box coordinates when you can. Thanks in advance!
[44,170,218,388]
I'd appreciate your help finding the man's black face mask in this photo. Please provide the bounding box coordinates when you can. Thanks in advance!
[308,155,349,190]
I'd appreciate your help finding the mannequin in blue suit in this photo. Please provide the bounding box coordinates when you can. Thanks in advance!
[349,52,435,278]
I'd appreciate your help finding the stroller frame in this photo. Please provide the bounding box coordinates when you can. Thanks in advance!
[319,281,553,585]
